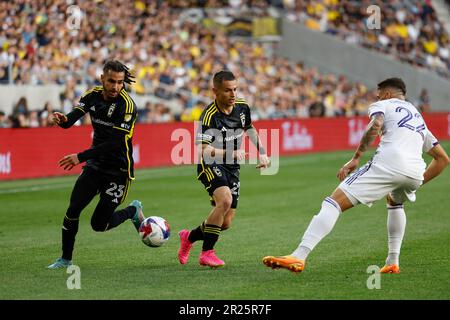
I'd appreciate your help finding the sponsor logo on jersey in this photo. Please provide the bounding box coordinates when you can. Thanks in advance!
[120,123,131,130]
[224,131,244,142]
[91,117,113,127]
[90,106,96,112]
[197,133,213,142]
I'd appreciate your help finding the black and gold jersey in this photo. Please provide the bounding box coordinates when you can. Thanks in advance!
[60,86,137,179]
[196,99,253,170]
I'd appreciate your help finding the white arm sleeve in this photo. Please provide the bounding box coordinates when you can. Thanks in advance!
[423,130,439,153]
[368,101,386,118]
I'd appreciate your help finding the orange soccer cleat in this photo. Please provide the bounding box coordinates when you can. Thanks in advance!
[380,264,400,274]
[262,255,305,273]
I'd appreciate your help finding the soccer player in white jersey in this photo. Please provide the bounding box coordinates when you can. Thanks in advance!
[262,78,449,274]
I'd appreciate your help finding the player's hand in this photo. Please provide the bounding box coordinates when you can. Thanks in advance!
[49,112,67,126]
[232,149,247,162]
[337,158,359,181]
[59,154,80,171]
[256,154,270,169]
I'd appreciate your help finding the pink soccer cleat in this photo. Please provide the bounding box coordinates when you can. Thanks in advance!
[199,250,225,268]
[177,229,193,265]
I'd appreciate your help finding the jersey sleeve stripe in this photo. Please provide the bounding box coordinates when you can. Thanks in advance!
[369,111,384,118]
[124,120,137,180]
[126,92,134,114]
[205,109,217,126]
[202,102,216,125]
[120,91,131,114]
[121,91,134,114]
[74,106,86,113]
[113,126,131,133]
[81,86,103,98]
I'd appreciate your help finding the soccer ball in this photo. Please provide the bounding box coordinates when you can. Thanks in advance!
[139,216,171,247]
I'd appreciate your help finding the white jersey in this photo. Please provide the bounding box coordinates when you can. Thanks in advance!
[368,98,438,180]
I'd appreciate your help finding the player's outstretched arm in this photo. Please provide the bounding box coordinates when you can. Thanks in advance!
[337,114,384,181]
[59,154,80,171]
[48,112,67,126]
[49,109,85,129]
[423,144,449,185]
[246,125,270,169]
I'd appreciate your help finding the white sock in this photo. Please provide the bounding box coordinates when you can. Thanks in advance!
[386,204,406,266]
[292,197,341,260]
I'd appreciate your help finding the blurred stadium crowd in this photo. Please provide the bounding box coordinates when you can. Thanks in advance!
[0,0,440,128]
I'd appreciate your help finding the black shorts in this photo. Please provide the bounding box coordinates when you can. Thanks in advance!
[197,164,240,209]
[69,167,132,215]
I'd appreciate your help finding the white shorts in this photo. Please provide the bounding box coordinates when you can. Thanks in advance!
[338,162,423,207]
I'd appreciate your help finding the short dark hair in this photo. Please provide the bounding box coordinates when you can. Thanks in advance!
[377,77,406,95]
[213,70,236,88]
[103,60,135,85]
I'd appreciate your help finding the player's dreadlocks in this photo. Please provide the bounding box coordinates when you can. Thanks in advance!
[103,60,136,85]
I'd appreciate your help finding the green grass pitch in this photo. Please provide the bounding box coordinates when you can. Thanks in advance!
[1,142,449,300]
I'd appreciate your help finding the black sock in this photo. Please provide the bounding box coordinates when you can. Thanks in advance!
[62,216,79,261]
[188,221,205,243]
[202,224,221,251]
[107,206,136,230]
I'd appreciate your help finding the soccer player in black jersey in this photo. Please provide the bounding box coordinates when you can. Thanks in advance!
[47,60,145,269]
[178,70,270,268]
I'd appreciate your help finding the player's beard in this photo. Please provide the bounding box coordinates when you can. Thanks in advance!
[106,89,118,99]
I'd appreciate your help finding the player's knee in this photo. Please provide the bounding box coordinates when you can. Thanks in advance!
[91,220,107,232]
[386,194,401,206]
[221,221,232,230]
[216,196,232,211]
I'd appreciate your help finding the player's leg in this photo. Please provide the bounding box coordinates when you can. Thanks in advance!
[263,162,404,273]
[48,168,99,269]
[380,177,421,273]
[221,208,235,231]
[178,165,229,265]
[199,186,231,267]
[263,188,354,273]
[379,194,405,274]
[90,175,143,232]
[291,188,354,259]
[221,174,239,231]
